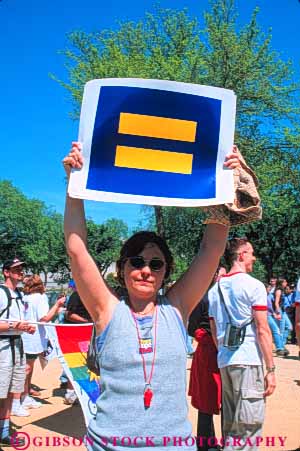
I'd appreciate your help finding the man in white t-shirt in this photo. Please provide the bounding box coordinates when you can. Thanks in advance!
[209,238,275,451]
[0,258,35,447]
[295,278,300,359]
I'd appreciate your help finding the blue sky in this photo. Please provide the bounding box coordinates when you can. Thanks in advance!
[1,0,299,229]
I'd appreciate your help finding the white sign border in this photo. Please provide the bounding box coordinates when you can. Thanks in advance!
[68,78,236,207]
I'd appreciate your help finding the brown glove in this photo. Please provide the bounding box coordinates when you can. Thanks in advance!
[204,149,262,227]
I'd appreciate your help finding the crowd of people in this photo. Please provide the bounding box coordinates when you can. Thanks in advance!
[0,141,300,451]
[188,245,300,451]
[266,277,298,356]
[0,260,89,447]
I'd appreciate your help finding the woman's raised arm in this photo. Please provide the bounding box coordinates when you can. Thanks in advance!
[63,142,118,333]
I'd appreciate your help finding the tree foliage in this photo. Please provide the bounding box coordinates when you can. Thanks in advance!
[54,0,300,282]
[0,180,68,283]
[87,218,128,275]
[0,181,128,285]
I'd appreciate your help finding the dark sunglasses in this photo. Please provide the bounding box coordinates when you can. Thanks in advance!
[10,266,24,273]
[127,256,165,272]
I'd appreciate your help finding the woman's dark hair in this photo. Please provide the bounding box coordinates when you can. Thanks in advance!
[275,277,287,291]
[224,237,249,267]
[116,231,174,286]
[23,274,45,295]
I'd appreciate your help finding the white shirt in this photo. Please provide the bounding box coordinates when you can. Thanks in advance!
[0,285,24,336]
[22,293,49,354]
[208,272,267,368]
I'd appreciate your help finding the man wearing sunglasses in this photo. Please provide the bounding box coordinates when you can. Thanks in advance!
[0,258,35,447]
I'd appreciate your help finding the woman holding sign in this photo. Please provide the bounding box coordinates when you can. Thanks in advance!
[63,142,260,451]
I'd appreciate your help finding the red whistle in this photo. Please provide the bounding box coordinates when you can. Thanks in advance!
[144,387,153,408]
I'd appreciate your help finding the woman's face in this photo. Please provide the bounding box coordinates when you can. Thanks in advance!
[281,279,288,289]
[123,243,167,302]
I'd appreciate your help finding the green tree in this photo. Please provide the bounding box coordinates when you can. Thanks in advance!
[0,180,38,260]
[235,210,300,282]
[54,0,300,281]
[87,218,128,275]
[157,207,206,280]
[21,212,69,285]
[0,180,68,284]
[0,181,128,284]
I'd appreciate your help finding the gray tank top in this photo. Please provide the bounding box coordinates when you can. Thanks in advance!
[87,296,196,451]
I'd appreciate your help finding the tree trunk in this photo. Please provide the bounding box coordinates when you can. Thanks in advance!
[43,270,48,288]
[154,206,165,238]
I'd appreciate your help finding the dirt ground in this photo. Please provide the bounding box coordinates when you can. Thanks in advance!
[10,344,300,451]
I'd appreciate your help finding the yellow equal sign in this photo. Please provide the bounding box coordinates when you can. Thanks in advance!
[115,146,193,174]
[118,112,197,142]
[115,113,197,174]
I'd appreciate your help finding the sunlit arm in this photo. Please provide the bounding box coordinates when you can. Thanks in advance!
[254,309,276,397]
[209,318,218,349]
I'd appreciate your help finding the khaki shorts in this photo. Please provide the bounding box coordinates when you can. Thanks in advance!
[0,337,26,398]
[221,365,265,451]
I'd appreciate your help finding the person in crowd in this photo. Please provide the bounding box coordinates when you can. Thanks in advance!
[266,284,286,357]
[209,238,276,451]
[283,284,297,345]
[188,266,226,451]
[63,287,92,405]
[274,278,292,352]
[58,280,76,325]
[58,280,76,388]
[269,276,277,295]
[295,278,300,359]
[62,141,245,451]
[22,275,31,286]
[65,288,92,324]
[11,275,66,417]
[0,258,35,447]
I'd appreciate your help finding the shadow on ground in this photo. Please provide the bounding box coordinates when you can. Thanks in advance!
[52,387,66,398]
[32,405,86,438]
[284,356,300,361]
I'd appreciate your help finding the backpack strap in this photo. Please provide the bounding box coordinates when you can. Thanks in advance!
[0,285,13,319]
[14,287,23,302]
[218,282,253,328]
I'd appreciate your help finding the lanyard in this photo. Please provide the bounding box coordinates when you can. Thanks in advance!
[131,305,158,408]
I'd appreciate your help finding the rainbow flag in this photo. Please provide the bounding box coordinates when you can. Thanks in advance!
[46,324,100,426]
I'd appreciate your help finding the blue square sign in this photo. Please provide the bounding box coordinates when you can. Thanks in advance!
[68,79,236,207]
